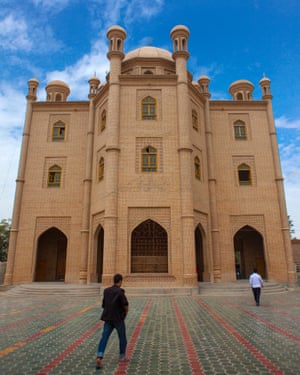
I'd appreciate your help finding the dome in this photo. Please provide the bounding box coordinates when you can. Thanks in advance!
[45,80,70,102]
[123,46,173,62]
[46,80,70,89]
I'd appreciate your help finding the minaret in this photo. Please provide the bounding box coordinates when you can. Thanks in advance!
[4,78,39,285]
[79,74,100,284]
[101,25,126,286]
[198,76,221,281]
[259,77,297,285]
[170,25,197,287]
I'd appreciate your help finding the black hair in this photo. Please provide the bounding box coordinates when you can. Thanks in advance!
[253,268,258,273]
[113,273,123,284]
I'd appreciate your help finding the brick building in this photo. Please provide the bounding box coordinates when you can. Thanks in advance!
[5,25,297,288]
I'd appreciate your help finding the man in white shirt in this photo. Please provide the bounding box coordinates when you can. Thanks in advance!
[249,268,264,306]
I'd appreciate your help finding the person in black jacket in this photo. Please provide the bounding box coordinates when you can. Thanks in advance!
[96,274,129,369]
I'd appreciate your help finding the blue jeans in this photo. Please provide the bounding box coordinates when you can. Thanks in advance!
[97,320,127,358]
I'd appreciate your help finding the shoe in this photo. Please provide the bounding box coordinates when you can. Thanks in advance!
[119,357,130,363]
[96,357,102,369]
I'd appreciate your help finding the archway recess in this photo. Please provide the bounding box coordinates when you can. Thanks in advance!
[234,225,266,279]
[35,227,67,281]
[131,219,168,273]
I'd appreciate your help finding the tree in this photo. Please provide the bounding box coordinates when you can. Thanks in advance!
[288,215,295,238]
[0,219,11,262]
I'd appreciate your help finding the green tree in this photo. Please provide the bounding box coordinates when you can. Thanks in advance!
[0,219,11,262]
[288,215,295,238]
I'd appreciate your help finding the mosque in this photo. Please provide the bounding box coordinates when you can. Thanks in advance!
[4,25,297,289]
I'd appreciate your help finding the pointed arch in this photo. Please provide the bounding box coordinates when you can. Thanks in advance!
[96,225,104,282]
[35,227,67,281]
[131,219,168,273]
[234,225,266,279]
[233,120,247,140]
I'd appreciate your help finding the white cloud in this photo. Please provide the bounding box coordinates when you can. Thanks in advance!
[276,116,300,129]
[0,14,32,51]
[0,83,26,218]
[45,40,109,100]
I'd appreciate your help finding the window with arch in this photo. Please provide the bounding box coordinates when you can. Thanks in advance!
[48,165,62,187]
[234,120,247,140]
[55,93,62,102]
[142,96,156,120]
[98,157,104,181]
[52,122,65,141]
[194,157,201,180]
[142,146,157,172]
[236,92,243,101]
[192,110,198,131]
[100,110,106,132]
[238,163,251,185]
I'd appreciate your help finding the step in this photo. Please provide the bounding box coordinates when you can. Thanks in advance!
[3,282,101,297]
[198,281,288,296]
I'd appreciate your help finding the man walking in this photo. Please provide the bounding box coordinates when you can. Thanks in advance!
[96,274,129,369]
[249,268,264,306]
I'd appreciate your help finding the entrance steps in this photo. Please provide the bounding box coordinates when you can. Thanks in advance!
[1,281,291,297]
[199,280,288,296]
[2,282,101,297]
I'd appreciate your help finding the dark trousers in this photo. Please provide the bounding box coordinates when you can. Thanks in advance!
[252,287,261,305]
[97,320,127,358]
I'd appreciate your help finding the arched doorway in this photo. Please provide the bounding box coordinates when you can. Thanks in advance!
[97,226,104,283]
[234,225,266,279]
[35,228,67,281]
[131,219,168,273]
[195,226,204,281]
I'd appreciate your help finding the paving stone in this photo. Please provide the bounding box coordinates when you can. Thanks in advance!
[0,289,299,374]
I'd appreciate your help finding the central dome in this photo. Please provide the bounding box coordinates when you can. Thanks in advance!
[124,46,173,62]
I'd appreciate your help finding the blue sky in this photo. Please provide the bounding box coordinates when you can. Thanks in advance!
[0,0,299,236]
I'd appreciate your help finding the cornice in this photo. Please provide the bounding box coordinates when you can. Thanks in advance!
[32,101,89,111]
[209,100,268,110]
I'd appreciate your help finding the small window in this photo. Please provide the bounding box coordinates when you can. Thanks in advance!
[142,96,156,120]
[238,164,251,185]
[234,121,247,140]
[48,165,61,187]
[236,93,243,101]
[100,110,106,132]
[55,93,62,102]
[98,158,104,181]
[52,122,65,141]
[194,157,201,180]
[192,110,198,131]
[142,146,157,172]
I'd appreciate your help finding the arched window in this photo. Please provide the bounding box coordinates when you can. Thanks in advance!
[236,92,243,101]
[98,157,104,181]
[131,219,168,273]
[142,146,157,172]
[194,157,201,180]
[192,110,198,130]
[55,93,62,102]
[142,96,156,120]
[100,110,106,131]
[48,165,62,187]
[52,121,65,141]
[234,120,247,140]
[238,164,251,185]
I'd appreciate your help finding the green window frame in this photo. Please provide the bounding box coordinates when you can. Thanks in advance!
[48,165,62,187]
[142,146,157,172]
[142,96,156,120]
[238,163,251,185]
[52,122,65,141]
[98,157,104,181]
[234,121,247,140]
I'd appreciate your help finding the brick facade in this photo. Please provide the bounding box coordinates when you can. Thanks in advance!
[4,25,297,288]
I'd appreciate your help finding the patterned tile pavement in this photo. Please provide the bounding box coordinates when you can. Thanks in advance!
[0,288,299,375]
